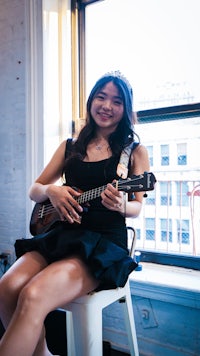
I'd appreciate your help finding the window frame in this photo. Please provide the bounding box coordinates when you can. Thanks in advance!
[140,250,200,270]
[137,103,200,123]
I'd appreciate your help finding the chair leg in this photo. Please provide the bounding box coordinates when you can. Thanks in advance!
[122,285,139,356]
[66,311,75,356]
[66,303,103,356]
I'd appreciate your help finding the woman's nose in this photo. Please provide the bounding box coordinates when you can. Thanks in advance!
[102,100,112,110]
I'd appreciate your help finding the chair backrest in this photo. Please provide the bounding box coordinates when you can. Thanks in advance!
[127,227,136,258]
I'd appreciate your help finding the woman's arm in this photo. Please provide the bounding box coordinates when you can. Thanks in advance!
[29,140,83,223]
[101,144,150,218]
[29,141,67,202]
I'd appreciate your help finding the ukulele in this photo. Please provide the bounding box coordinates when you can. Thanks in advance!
[29,172,156,236]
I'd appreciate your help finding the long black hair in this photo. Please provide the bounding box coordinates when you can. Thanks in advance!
[70,71,139,158]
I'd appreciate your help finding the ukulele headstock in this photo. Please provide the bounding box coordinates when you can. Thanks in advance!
[118,172,156,193]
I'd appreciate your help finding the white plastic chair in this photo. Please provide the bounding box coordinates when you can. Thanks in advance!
[61,227,139,356]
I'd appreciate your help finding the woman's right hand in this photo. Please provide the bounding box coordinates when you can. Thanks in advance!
[46,185,83,224]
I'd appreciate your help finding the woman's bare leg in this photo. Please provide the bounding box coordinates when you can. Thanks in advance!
[0,251,49,356]
[32,326,52,356]
[0,251,48,329]
[0,256,99,356]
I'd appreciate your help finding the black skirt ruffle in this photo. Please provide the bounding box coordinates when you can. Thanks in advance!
[14,223,137,291]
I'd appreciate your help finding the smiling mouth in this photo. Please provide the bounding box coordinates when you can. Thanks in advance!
[98,112,112,119]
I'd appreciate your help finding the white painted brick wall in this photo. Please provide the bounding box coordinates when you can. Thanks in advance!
[0,0,27,262]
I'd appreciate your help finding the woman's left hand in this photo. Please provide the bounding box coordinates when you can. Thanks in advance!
[101,182,125,214]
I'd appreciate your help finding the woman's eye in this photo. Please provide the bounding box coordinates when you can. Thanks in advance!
[96,95,104,100]
[114,100,122,105]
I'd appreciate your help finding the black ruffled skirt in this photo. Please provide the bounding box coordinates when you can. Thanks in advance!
[14,222,137,291]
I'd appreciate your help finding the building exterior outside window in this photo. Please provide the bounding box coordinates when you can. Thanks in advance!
[132,118,200,256]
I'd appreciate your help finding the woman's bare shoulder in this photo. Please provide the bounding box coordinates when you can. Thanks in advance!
[133,143,148,157]
[130,143,150,174]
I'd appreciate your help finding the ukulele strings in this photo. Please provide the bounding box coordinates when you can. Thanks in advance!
[37,177,142,218]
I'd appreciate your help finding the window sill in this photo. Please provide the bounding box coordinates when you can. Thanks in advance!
[129,262,200,308]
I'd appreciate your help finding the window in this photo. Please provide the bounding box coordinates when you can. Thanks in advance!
[135,229,141,241]
[160,182,172,206]
[177,219,190,245]
[77,0,200,268]
[145,218,155,241]
[176,181,189,207]
[146,145,153,167]
[43,0,72,165]
[145,189,155,205]
[160,218,172,243]
[84,0,200,111]
[161,145,169,166]
[81,0,200,267]
[177,143,187,165]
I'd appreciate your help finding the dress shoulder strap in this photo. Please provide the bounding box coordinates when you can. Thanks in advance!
[65,138,73,159]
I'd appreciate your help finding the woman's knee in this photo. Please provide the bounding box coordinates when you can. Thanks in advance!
[0,276,49,326]
[17,281,47,317]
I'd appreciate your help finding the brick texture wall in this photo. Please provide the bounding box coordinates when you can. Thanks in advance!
[0,0,27,264]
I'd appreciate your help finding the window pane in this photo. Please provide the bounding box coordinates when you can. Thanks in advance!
[177,143,187,165]
[176,181,189,206]
[160,182,172,206]
[161,145,169,166]
[43,0,72,165]
[85,1,200,259]
[145,190,155,205]
[126,119,200,257]
[146,145,153,167]
[160,218,172,242]
[145,218,155,241]
[85,0,200,111]
[177,219,190,244]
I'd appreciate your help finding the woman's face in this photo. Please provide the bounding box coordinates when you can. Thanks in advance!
[90,81,124,132]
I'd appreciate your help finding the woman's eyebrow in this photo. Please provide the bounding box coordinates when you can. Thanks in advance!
[97,90,122,100]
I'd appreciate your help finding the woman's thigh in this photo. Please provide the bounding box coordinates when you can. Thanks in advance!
[22,256,100,314]
[0,251,48,298]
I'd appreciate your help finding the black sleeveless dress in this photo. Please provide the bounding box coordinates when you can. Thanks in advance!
[15,151,138,290]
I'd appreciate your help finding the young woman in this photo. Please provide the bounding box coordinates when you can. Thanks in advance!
[0,71,150,355]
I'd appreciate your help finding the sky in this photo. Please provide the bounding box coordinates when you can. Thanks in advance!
[85,0,200,111]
